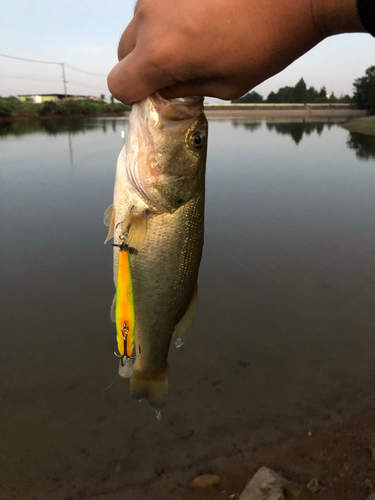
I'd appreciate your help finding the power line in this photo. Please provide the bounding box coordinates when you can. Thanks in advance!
[0,53,108,96]
[0,53,62,65]
[68,80,107,91]
[65,64,107,77]
[0,54,107,76]
[0,72,104,89]
[0,53,68,96]
[0,73,62,82]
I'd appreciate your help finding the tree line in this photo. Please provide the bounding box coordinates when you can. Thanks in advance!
[0,96,130,119]
[232,66,375,113]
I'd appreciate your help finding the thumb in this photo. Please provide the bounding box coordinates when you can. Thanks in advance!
[107,49,177,105]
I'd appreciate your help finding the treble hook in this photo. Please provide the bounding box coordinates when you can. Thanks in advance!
[113,321,141,366]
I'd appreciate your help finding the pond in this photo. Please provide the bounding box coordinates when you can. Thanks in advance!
[1,115,375,499]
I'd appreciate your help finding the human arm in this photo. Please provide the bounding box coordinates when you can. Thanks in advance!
[107,0,366,105]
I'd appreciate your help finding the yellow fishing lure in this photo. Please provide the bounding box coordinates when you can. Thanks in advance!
[115,245,135,359]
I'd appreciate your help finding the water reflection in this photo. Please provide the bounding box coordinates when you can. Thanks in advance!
[231,119,337,145]
[0,117,122,137]
[266,121,328,145]
[231,121,262,132]
[347,131,375,160]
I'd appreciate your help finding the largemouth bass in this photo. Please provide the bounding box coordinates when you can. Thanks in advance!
[104,93,208,410]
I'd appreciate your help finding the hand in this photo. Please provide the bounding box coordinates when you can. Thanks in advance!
[108,0,365,105]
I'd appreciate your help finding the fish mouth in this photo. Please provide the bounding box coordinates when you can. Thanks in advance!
[150,93,204,124]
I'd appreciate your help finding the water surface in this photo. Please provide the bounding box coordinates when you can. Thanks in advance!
[1,116,375,499]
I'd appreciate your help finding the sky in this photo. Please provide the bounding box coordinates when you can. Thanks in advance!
[1,0,375,103]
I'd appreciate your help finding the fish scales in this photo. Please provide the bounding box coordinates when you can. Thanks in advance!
[130,193,204,376]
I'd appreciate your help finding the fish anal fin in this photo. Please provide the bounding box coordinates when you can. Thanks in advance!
[130,370,168,410]
[104,205,116,244]
[173,285,198,348]
[127,211,148,252]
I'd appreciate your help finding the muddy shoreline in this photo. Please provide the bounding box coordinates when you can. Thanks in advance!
[204,107,366,119]
[86,408,375,500]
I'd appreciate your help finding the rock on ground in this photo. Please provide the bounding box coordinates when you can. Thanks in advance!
[306,478,319,494]
[189,474,220,488]
[239,466,288,500]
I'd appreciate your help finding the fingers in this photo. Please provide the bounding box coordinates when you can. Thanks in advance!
[109,56,248,104]
[159,80,247,102]
[108,49,177,105]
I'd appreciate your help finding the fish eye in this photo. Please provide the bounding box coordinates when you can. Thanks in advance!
[190,132,205,149]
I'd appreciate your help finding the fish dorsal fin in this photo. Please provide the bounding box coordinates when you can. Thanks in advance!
[104,204,115,244]
[173,285,198,348]
[127,211,148,253]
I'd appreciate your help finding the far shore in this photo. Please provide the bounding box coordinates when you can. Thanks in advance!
[0,104,367,122]
[204,103,366,119]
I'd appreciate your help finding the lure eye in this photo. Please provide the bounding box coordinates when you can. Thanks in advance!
[191,132,205,149]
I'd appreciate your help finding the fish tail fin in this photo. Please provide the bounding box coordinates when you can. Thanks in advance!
[130,370,169,410]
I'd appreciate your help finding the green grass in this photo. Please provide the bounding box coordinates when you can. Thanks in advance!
[342,115,375,136]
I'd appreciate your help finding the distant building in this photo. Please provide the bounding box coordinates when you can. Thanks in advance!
[18,94,107,103]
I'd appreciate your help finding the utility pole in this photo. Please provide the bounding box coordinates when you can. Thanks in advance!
[61,63,68,98]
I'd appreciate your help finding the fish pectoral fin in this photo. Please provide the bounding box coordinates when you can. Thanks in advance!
[173,284,198,348]
[127,211,148,253]
[110,293,116,323]
[104,204,115,244]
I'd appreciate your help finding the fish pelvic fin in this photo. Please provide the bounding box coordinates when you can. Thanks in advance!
[126,211,148,254]
[118,358,133,378]
[104,204,115,244]
[173,284,198,348]
[130,369,169,410]
[110,293,116,323]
